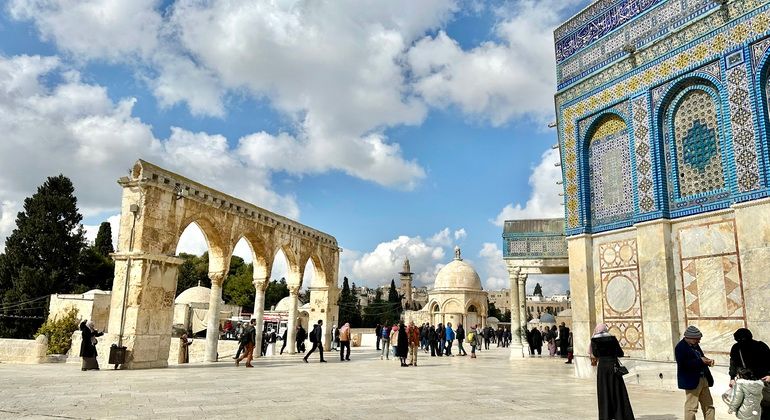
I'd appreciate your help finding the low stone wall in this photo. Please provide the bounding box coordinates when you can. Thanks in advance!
[168,339,241,365]
[0,336,48,364]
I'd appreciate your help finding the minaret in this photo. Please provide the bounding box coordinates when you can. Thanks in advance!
[399,257,413,309]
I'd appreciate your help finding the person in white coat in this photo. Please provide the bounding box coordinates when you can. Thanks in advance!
[727,368,765,420]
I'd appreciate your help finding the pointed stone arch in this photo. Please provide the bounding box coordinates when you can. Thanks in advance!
[108,160,339,368]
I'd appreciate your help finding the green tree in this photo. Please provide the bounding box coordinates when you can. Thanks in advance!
[264,278,289,309]
[363,288,391,327]
[176,252,210,295]
[488,302,502,319]
[0,175,86,338]
[73,246,114,293]
[533,282,543,297]
[387,279,402,323]
[222,256,254,308]
[93,222,114,257]
[337,277,362,327]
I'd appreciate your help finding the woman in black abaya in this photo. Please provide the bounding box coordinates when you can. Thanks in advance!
[591,323,635,420]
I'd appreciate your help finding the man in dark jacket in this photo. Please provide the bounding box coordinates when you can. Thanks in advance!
[558,323,570,357]
[729,328,770,420]
[428,325,438,356]
[235,319,256,367]
[530,327,543,356]
[296,325,307,352]
[375,324,382,351]
[303,320,326,363]
[675,326,715,420]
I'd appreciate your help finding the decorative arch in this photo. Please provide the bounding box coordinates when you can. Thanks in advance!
[442,298,463,313]
[302,253,327,288]
[753,48,770,189]
[429,301,440,313]
[659,80,729,204]
[174,218,230,274]
[582,113,634,229]
[238,232,272,280]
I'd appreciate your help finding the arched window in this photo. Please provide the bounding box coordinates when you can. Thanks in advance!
[588,114,634,227]
[667,88,725,198]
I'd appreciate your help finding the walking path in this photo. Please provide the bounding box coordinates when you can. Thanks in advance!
[0,344,728,419]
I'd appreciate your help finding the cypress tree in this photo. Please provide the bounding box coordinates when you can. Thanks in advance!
[93,222,114,257]
[0,175,86,338]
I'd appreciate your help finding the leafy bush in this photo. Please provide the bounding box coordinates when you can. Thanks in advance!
[35,307,80,355]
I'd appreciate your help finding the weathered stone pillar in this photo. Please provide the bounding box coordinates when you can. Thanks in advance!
[568,234,597,378]
[507,265,525,359]
[252,277,268,358]
[204,272,226,362]
[286,285,300,354]
[518,272,530,355]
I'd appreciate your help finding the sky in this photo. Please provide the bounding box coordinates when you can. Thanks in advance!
[0,0,590,296]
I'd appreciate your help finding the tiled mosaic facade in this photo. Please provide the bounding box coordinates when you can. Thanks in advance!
[557,0,770,235]
[589,116,635,226]
[556,0,719,89]
[599,239,645,350]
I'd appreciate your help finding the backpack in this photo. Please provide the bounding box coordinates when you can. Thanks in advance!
[309,326,318,343]
[466,331,475,344]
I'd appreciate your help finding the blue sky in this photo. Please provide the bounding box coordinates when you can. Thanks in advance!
[0,0,589,295]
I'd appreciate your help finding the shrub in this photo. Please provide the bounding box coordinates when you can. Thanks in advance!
[35,307,80,355]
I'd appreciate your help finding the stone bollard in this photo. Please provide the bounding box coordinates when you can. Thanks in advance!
[34,335,48,363]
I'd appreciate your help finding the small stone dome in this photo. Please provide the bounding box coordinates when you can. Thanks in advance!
[434,247,482,290]
[539,313,557,323]
[275,296,292,311]
[175,286,223,305]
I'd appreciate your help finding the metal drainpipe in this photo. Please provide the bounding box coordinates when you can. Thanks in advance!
[117,204,139,349]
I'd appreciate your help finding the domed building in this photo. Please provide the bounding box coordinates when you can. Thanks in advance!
[404,247,488,328]
[172,284,241,336]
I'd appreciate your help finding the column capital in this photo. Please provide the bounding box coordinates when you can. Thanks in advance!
[288,284,300,295]
[506,265,522,277]
[208,271,227,286]
[252,277,270,291]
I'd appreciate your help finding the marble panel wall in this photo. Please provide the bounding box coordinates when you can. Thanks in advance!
[599,239,645,351]
[676,219,747,355]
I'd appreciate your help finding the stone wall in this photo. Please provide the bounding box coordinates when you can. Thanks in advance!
[0,336,48,364]
[569,200,770,386]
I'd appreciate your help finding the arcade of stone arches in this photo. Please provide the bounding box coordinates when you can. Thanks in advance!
[107,160,339,368]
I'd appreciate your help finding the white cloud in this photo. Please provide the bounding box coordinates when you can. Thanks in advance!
[478,242,508,290]
[8,0,161,60]
[493,147,563,226]
[453,228,467,241]
[407,0,580,124]
[0,54,298,249]
[427,228,451,246]
[83,214,120,248]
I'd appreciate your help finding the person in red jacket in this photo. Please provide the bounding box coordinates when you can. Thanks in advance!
[407,321,420,366]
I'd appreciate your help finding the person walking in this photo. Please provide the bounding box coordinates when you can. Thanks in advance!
[420,323,429,352]
[375,323,382,351]
[445,322,455,356]
[236,319,256,368]
[530,327,543,356]
[79,320,104,371]
[380,324,391,360]
[676,326,715,420]
[437,323,445,356]
[591,323,634,420]
[303,320,327,363]
[566,331,574,364]
[178,333,190,364]
[396,322,409,367]
[331,325,339,351]
[233,322,246,360]
[280,328,288,355]
[339,322,351,361]
[548,326,558,356]
[559,322,570,358]
[389,324,399,359]
[407,321,420,366]
[456,323,467,356]
[467,326,477,359]
[428,324,438,357]
[296,324,307,353]
[729,328,770,420]
[483,326,491,350]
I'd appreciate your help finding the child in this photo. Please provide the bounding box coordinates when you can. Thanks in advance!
[727,368,764,420]
[467,326,477,359]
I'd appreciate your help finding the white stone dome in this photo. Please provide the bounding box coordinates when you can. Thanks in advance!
[175,286,223,305]
[275,296,292,311]
[434,247,482,290]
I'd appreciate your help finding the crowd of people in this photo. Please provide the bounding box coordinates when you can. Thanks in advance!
[526,322,573,362]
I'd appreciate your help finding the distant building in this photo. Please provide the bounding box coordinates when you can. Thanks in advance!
[487,289,511,310]
[524,295,571,321]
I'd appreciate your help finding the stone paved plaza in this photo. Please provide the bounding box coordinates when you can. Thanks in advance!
[0,345,733,419]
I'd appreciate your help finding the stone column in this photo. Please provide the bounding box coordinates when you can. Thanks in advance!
[507,265,525,359]
[204,271,226,363]
[518,272,530,355]
[252,277,268,358]
[286,285,300,354]
[567,234,597,378]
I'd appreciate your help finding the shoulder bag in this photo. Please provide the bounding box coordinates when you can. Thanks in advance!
[614,359,629,376]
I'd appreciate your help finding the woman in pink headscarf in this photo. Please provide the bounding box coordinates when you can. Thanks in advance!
[591,323,634,419]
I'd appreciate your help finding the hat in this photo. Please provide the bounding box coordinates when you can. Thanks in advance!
[684,326,702,339]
